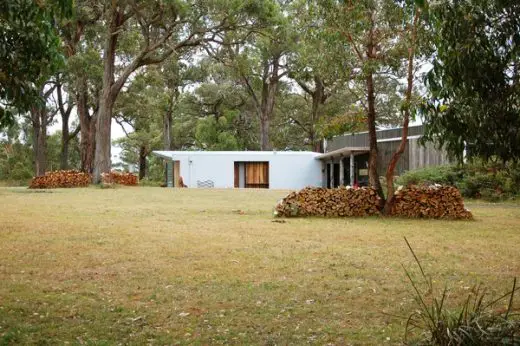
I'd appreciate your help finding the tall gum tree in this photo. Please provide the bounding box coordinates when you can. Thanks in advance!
[203,4,292,150]
[319,0,427,211]
[93,0,276,182]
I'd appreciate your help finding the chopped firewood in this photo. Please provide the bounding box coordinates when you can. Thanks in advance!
[29,170,91,189]
[101,172,138,186]
[274,187,381,218]
[390,185,473,219]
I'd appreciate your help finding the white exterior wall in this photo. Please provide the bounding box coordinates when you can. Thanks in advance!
[153,151,322,189]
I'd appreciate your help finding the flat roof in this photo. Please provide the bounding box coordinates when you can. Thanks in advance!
[152,150,320,159]
[315,147,369,160]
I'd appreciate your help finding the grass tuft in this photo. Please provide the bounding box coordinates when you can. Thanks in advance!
[403,237,520,345]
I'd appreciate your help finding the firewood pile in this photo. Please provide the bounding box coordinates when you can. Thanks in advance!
[274,187,381,217]
[390,185,473,219]
[29,170,91,189]
[101,171,138,186]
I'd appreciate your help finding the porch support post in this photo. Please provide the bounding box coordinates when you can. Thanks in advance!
[339,157,344,186]
[350,152,355,186]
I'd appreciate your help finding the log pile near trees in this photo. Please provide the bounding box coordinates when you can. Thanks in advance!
[274,185,472,220]
[101,171,138,186]
[390,185,473,219]
[274,187,381,217]
[29,170,90,188]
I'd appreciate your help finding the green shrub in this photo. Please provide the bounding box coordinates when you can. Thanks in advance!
[397,162,520,201]
[396,165,463,187]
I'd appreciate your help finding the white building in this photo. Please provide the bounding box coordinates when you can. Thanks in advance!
[152,151,324,189]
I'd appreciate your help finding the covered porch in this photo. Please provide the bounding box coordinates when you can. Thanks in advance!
[316,147,370,188]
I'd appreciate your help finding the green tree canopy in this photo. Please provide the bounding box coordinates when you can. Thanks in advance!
[422,0,520,163]
[0,0,72,127]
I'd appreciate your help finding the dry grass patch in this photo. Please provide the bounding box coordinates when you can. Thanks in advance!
[0,187,519,345]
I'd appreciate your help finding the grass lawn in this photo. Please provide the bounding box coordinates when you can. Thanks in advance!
[1,187,519,345]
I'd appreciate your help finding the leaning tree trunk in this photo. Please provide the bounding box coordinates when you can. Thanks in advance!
[383,10,420,215]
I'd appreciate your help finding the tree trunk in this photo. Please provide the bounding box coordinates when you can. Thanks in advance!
[259,56,280,151]
[163,109,173,151]
[60,111,70,170]
[311,76,326,153]
[139,145,147,180]
[163,101,173,184]
[365,10,384,202]
[366,71,383,200]
[94,93,114,183]
[383,10,420,215]
[31,108,47,176]
[259,109,271,150]
[77,78,96,174]
[93,4,119,183]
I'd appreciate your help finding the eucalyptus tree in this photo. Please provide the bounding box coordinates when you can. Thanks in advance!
[286,0,350,152]
[203,1,293,150]
[114,68,164,179]
[192,76,256,150]
[422,0,520,164]
[92,0,277,183]
[55,75,80,169]
[0,0,72,127]
[319,0,428,208]
[59,0,103,173]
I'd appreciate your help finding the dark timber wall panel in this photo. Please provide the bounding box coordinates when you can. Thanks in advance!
[408,138,450,170]
[326,125,450,176]
[378,141,409,175]
[327,125,425,152]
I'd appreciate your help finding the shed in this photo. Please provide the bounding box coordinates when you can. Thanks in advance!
[152,151,323,189]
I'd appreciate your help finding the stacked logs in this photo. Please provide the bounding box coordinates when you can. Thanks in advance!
[390,185,473,219]
[29,170,91,189]
[101,171,138,186]
[274,187,381,217]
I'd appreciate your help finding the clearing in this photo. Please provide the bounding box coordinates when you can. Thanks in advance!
[0,187,519,344]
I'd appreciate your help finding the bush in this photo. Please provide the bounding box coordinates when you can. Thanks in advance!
[397,165,463,187]
[397,163,520,201]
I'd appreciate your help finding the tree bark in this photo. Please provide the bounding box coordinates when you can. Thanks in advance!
[365,10,384,202]
[93,3,120,183]
[366,71,383,199]
[77,77,96,174]
[60,118,70,170]
[30,107,47,176]
[139,145,147,180]
[163,96,174,184]
[57,80,74,170]
[311,76,326,152]
[383,10,420,215]
[259,56,281,151]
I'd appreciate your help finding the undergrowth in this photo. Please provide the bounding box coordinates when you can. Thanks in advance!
[402,237,519,345]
